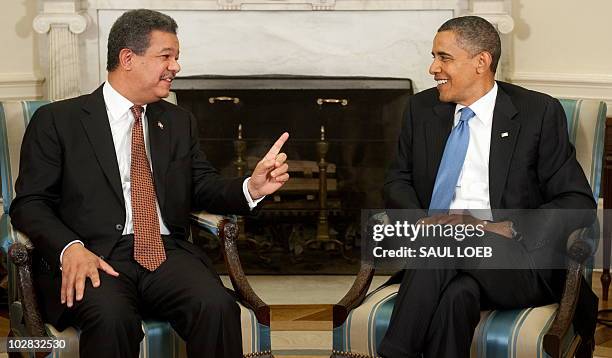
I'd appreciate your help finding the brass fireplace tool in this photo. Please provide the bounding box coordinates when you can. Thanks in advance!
[303,124,351,260]
[316,125,330,242]
[233,124,247,241]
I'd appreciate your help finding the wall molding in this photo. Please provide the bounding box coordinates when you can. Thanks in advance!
[0,73,45,100]
[87,0,460,11]
[508,72,612,116]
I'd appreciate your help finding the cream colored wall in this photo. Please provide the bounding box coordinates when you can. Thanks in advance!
[509,0,612,112]
[512,0,612,74]
[0,0,43,99]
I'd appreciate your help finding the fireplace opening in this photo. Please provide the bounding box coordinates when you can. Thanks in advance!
[174,75,413,274]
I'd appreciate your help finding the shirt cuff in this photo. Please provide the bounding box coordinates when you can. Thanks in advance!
[59,240,85,268]
[243,177,265,210]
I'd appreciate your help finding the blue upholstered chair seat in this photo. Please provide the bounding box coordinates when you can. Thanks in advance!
[334,284,576,358]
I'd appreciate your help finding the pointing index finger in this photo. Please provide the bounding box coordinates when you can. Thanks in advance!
[264,132,289,160]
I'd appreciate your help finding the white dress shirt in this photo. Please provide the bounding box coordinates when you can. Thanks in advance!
[449,82,498,220]
[104,81,171,236]
[60,82,263,265]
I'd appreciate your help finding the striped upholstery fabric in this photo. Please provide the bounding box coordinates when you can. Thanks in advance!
[0,99,270,357]
[333,285,397,356]
[334,284,575,358]
[559,99,607,200]
[334,98,606,357]
[0,101,48,212]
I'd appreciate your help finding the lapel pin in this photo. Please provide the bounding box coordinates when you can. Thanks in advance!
[501,132,509,138]
[157,121,164,130]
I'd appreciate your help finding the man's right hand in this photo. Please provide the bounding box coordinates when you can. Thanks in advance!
[60,244,119,307]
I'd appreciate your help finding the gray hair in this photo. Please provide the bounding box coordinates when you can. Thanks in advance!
[438,16,501,73]
[106,9,178,71]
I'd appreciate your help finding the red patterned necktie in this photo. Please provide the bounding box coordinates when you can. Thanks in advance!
[130,105,166,271]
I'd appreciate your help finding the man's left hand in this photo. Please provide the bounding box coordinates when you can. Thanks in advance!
[248,132,290,200]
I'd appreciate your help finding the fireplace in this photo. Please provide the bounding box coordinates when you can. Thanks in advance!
[174,75,413,272]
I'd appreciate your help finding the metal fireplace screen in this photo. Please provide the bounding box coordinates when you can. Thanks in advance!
[174,76,413,274]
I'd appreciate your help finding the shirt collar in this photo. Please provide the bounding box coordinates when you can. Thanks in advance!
[102,81,148,121]
[455,81,498,127]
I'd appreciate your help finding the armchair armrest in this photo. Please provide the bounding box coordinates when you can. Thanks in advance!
[0,214,48,340]
[543,227,594,358]
[190,211,270,326]
[1,214,34,251]
[190,211,231,237]
[333,212,386,327]
[8,240,47,338]
[333,262,375,327]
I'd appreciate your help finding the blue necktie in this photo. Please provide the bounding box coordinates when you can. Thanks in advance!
[429,107,476,212]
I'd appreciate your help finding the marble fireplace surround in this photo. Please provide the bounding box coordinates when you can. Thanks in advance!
[35,0,513,98]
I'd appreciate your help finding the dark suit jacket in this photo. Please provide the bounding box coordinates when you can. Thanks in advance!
[9,85,253,324]
[383,81,598,341]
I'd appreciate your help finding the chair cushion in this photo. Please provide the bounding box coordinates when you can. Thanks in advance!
[0,100,50,212]
[559,98,606,200]
[333,284,576,358]
[44,301,269,357]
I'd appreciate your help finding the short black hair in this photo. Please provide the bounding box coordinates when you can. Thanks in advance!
[106,9,178,71]
[438,16,501,73]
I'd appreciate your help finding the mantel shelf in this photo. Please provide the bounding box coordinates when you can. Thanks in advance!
[173,75,413,90]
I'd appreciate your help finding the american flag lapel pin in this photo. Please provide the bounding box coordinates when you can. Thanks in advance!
[157,121,164,130]
[501,132,509,138]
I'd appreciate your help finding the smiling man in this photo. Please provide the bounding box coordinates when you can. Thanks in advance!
[379,16,597,357]
[10,9,289,358]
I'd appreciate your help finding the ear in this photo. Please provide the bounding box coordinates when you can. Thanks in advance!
[476,51,493,74]
[118,48,134,71]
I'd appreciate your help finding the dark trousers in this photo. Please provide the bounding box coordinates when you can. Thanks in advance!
[60,235,242,358]
[378,239,556,358]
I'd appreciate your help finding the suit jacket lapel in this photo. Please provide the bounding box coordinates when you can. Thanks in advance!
[80,86,124,206]
[427,102,455,187]
[145,102,170,210]
[489,87,520,209]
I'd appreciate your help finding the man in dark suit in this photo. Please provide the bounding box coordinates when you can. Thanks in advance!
[9,9,289,358]
[378,16,597,357]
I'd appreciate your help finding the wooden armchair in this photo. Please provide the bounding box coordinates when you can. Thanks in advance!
[331,98,607,358]
[0,100,272,357]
